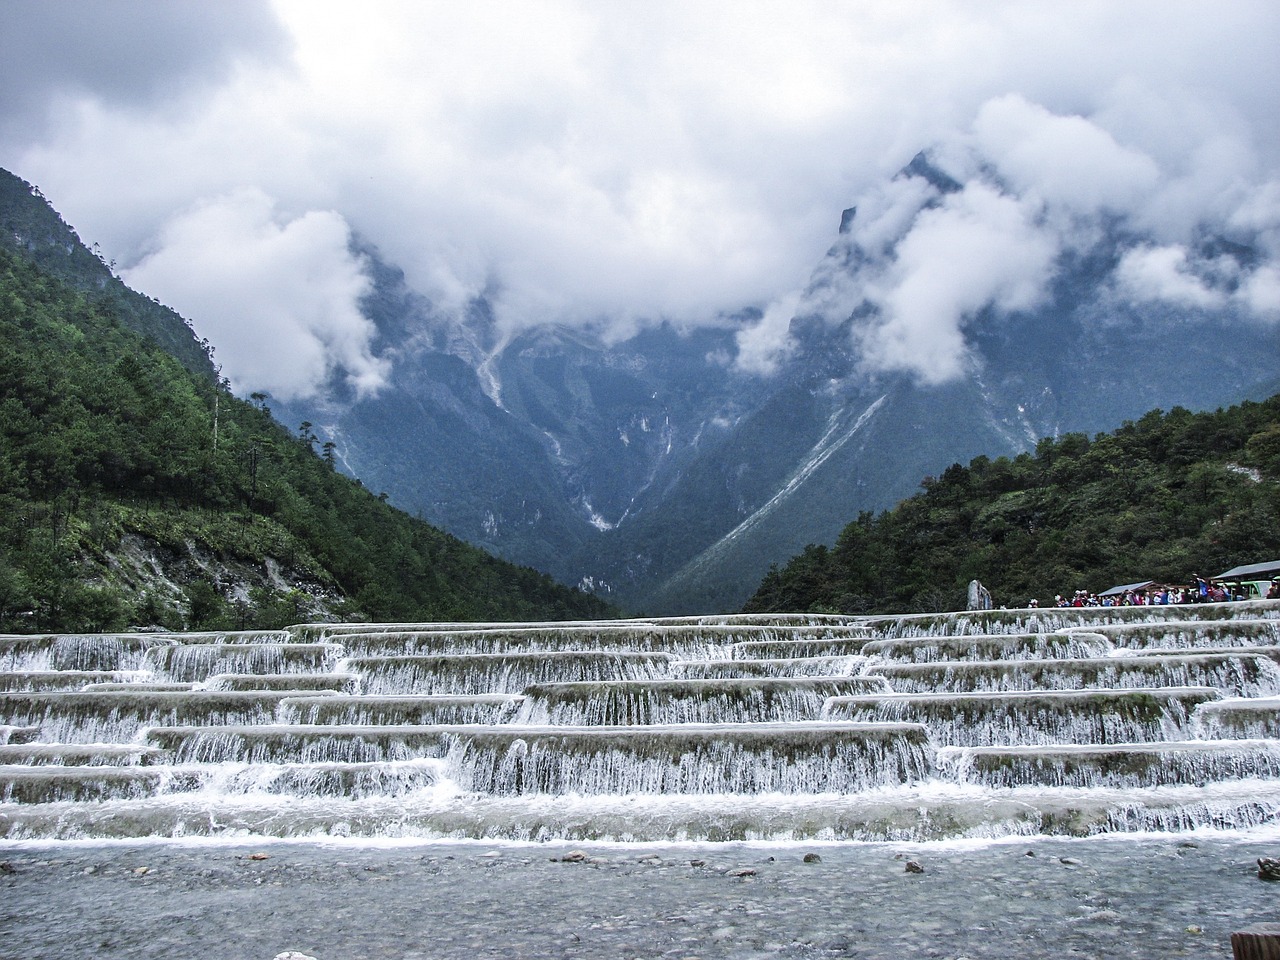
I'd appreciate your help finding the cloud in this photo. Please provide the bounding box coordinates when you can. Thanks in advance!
[1,2,1278,392]
[733,293,801,376]
[0,0,288,137]
[971,94,1161,216]
[1115,245,1227,310]
[122,190,385,401]
[855,182,1058,384]
[766,83,1280,383]
[1239,266,1280,318]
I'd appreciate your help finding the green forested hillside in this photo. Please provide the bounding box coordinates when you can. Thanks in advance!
[744,398,1280,614]
[0,242,613,632]
[0,169,217,378]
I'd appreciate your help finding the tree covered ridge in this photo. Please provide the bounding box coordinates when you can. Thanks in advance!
[744,397,1280,615]
[0,243,614,632]
[0,169,217,378]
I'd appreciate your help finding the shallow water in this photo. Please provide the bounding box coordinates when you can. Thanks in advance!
[3,830,1278,959]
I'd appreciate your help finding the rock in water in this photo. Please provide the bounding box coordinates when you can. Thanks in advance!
[1258,858,1280,881]
[904,860,925,874]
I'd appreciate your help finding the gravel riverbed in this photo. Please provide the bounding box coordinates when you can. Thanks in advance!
[3,832,1279,960]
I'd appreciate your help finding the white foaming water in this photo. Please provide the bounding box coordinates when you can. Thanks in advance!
[2,606,1279,842]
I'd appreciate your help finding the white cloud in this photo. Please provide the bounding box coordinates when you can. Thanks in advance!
[855,182,1058,384]
[971,94,1160,215]
[1,1,1278,390]
[1237,265,1280,319]
[122,190,385,400]
[733,293,800,376]
[1114,245,1227,310]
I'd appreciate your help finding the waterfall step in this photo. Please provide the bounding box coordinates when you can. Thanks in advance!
[202,673,360,693]
[3,778,1277,843]
[143,724,460,763]
[822,688,1223,745]
[145,644,344,682]
[4,603,1280,842]
[674,657,870,679]
[866,653,1280,697]
[0,725,41,745]
[508,678,886,725]
[0,743,168,766]
[861,601,1280,640]
[330,624,865,658]
[449,721,933,795]
[729,639,871,660]
[937,739,1280,788]
[0,690,340,743]
[279,694,521,725]
[344,652,675,695]
[0,634,176,672]
[0,757,444,803]
[860,632,1114,663]
[0,671,131,692]
[1195,697,1280,739]
[1063,619,1280,651]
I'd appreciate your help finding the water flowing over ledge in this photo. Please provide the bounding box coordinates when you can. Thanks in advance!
[1,601,1278,842]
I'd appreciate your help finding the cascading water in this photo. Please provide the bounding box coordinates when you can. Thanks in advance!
[146,643,344,682]
[346,651,676,695]
[515,677,893,725]
[0,605,1278,841]
[445,722,934,795]
[866,652,1280,697]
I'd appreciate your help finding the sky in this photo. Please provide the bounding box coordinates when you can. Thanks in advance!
[2,1,1278,398]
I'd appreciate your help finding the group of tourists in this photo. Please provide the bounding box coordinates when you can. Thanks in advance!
[1027,576,1280,609]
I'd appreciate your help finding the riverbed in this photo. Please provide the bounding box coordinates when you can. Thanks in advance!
[3,831,1278,959]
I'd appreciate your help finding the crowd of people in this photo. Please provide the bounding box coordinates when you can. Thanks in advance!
[1027,576,1280,608]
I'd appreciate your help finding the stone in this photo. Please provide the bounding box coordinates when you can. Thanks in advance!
[556,850,588,863]
[1257,858,1280,880]
[904,860,924,874]
[728,867,756,877]
[803,853,822,863]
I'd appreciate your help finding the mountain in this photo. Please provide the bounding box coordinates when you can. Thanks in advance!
[273,154,1280,614]
[0,173,613,632]
[0,169,216,378]
[743,393,1280,613]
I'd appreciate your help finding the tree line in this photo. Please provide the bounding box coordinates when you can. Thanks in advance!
[0,244,613,632]
[743,396,1280,615]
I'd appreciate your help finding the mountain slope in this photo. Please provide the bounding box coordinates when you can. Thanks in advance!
[29,137,1277,617]
[743,394,1280,613]
[268,150,1280,615]
[0,232,612,632]
[0,168,216,378]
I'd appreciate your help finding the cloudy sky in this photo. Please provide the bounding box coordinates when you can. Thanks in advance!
[2,1,1277,397]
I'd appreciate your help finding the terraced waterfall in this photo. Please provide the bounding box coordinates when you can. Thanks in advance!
[2,603,1279,842]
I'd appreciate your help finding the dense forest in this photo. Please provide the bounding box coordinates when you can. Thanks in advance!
[0,194,613,632]
[744,397,1280,614]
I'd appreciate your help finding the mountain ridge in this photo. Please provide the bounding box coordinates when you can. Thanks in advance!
[10,153,1277,617]
[270,151,1280,613]
[0,173,613,632]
